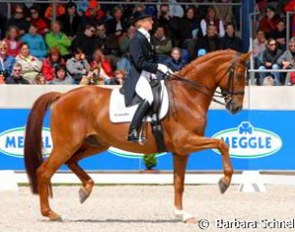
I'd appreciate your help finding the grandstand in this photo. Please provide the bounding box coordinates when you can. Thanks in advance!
[1,0,291,86]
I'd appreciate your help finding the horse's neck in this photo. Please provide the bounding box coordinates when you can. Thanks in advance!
[168,79,213,121]
[170,52,237,117]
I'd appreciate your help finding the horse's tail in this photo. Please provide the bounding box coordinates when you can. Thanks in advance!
[24,92,61,195]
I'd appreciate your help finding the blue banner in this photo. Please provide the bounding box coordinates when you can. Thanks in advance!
[0,109,294,171]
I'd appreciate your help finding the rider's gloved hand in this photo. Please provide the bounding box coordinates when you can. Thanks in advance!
[157,64,174,76]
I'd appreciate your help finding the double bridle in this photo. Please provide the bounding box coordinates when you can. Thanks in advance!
[166,53,245,106]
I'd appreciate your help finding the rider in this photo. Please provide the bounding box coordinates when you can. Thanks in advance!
[124,11,172,142]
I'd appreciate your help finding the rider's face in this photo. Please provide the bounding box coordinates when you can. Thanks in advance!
[140,17,153,31]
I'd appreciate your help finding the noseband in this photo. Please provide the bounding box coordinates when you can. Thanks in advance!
[214,53,245,105]
[167,52,245,106]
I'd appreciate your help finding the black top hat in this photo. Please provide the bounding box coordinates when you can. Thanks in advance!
[133,11,152,24]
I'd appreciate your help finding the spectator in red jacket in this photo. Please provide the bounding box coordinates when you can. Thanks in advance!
[258,6,280,37]
[3,26,22,57]
[29,6,49,36]
[41,47,65,81]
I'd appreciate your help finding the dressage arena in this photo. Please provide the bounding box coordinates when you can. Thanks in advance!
[0,84,295,231]
[1,184,295,232]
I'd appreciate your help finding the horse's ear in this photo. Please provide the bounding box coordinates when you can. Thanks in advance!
[239,52,252,63]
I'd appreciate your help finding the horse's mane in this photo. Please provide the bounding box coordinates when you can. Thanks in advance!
[178,49,236,76]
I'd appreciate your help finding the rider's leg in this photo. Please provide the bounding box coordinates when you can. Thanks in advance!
[127,100,150,141]
[128,74,153,142]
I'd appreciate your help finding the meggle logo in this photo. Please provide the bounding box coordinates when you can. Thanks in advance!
[0,127,52,158]
[212,121,282,158]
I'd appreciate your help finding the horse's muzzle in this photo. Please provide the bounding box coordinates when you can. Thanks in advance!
[226,100,242,115]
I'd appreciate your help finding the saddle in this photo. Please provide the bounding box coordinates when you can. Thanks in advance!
[110,80,168,153]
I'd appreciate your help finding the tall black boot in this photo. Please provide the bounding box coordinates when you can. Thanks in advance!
[128,100,150,142]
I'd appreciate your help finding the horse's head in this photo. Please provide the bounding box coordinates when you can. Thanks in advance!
[216,52,251,114]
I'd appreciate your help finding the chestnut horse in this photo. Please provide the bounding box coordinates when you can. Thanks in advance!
[24,50,250,223]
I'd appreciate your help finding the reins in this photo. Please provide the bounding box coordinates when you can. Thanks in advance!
[166,52,244,106]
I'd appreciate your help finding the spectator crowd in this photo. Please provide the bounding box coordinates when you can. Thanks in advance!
[0,0,294,86]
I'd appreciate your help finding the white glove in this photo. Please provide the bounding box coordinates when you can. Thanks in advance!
[157,64,173,75]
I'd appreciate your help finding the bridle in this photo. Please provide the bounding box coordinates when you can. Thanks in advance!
[166,52,246,106]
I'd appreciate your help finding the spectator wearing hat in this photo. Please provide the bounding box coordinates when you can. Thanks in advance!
[5,63,30,84]
[29,6,49,36]
[41,47,65,81]
[124,11,173,142]
[21,24,47,60]
[58,2,82,39]
[258,6,280,37]
[45,21,72,58]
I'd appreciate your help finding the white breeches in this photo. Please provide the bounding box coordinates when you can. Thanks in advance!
[135,71,154,105]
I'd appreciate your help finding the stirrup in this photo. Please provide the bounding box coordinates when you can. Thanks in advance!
[138,125,146,145]
[127,129,139,142]
[138,136,146,145]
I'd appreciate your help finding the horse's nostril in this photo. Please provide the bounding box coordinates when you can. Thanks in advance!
[232,106,242,114]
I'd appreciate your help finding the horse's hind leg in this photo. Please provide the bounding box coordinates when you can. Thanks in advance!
[66,145,108,203]
[37,145,79,221]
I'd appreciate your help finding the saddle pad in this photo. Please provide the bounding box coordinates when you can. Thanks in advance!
[110,81,169,123]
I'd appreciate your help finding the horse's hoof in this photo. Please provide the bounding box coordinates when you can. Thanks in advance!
[49,213,63,222]
[218,178,230,194]
[185,217,197,224]
[79,187,90,204]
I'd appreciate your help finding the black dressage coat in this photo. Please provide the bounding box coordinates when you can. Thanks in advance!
[123,30,158,106]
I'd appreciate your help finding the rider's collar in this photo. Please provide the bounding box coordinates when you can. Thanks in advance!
[138,28,150,42]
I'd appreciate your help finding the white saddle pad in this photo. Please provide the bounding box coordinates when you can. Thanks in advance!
[110,81,169,123]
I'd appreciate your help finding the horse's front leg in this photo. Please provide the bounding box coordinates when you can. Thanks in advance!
[173,153,196,224]
[182,135,233,194]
